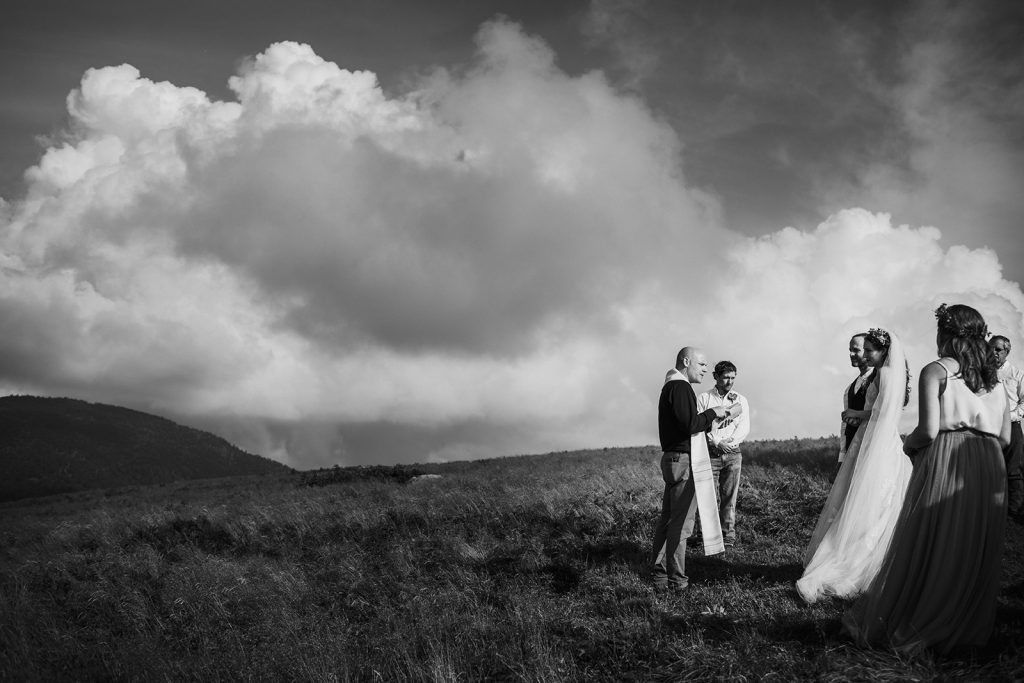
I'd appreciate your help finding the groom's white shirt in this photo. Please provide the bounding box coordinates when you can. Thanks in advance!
[696,389,750,448]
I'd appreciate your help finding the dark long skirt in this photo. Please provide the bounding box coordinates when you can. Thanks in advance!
[842,429,1007,656]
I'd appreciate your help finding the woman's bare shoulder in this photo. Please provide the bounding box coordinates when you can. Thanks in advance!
[923,357,958,377]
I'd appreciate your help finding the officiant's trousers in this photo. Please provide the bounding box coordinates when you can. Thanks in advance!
[651,451,698,589]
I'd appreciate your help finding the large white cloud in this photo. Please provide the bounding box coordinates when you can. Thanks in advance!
[1,19,1021,468]
[691,209,1024,441]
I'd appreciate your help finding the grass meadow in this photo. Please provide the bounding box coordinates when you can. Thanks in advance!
[2,438,1023,681]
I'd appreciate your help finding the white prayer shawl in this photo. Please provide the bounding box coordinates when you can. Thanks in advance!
[664,369,725,556]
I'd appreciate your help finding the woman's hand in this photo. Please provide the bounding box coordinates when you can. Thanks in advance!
[902,434,931,460]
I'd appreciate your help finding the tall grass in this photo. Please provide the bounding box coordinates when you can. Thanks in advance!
[1,440,1022,681]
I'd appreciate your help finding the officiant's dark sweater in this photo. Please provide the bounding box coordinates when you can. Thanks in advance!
[659,379,718,453]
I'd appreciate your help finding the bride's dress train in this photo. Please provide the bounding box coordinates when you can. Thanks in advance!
[796,335,912,603]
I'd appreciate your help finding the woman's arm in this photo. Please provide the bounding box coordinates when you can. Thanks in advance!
[903,362,944,456]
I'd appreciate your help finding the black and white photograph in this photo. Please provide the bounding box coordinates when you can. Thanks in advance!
[2,1,1023,679]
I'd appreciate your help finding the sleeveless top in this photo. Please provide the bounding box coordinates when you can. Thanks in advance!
[935,359,1008,436]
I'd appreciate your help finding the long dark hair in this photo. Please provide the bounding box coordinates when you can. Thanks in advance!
[935,303,999,393]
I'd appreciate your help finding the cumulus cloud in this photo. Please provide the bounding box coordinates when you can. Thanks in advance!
[695,209,1024,439]
[1,19,1021,468]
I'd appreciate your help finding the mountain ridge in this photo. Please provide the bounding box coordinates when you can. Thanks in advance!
[0,395,290,501]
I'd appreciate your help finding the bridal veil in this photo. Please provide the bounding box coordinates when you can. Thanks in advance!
[796,332,913,602]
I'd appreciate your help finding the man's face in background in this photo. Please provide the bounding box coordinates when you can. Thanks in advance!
[715,370,736,395]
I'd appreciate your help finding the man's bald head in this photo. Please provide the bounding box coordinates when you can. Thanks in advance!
[675,346,709,383]
[676,346,698,366]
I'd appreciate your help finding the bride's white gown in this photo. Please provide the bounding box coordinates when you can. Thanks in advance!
[796,335,913,603]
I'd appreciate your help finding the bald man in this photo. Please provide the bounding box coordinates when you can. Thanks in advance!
[651,346,738,592]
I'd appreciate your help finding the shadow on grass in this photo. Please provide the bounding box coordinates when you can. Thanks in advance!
[686,553,805,585]
[475,555,583,594]
[657,607,839,647]
[1001,579,1024,600]
[658,573,1024,663]
[571,536,805,588]
[475,538,650,594]
[580,538,647,569]
[996,600,1024,625]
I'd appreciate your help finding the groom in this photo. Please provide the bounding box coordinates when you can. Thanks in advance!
[838,333,874,473]
[651,346,737,593]
[698,360,750,548]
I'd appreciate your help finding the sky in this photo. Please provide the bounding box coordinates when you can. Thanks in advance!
[1,0,1023,469]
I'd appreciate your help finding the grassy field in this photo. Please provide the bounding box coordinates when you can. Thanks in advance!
[2,438,1023,681]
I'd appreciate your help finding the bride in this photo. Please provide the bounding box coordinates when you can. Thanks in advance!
[796,328,913,603]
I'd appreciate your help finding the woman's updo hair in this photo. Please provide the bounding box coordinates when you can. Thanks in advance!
[934,303,999,393]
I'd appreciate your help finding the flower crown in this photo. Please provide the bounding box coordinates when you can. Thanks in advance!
[935,303,989,340]
[866,327,891,350]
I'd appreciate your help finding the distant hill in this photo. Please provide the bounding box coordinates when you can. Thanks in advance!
[0,395,291,501]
